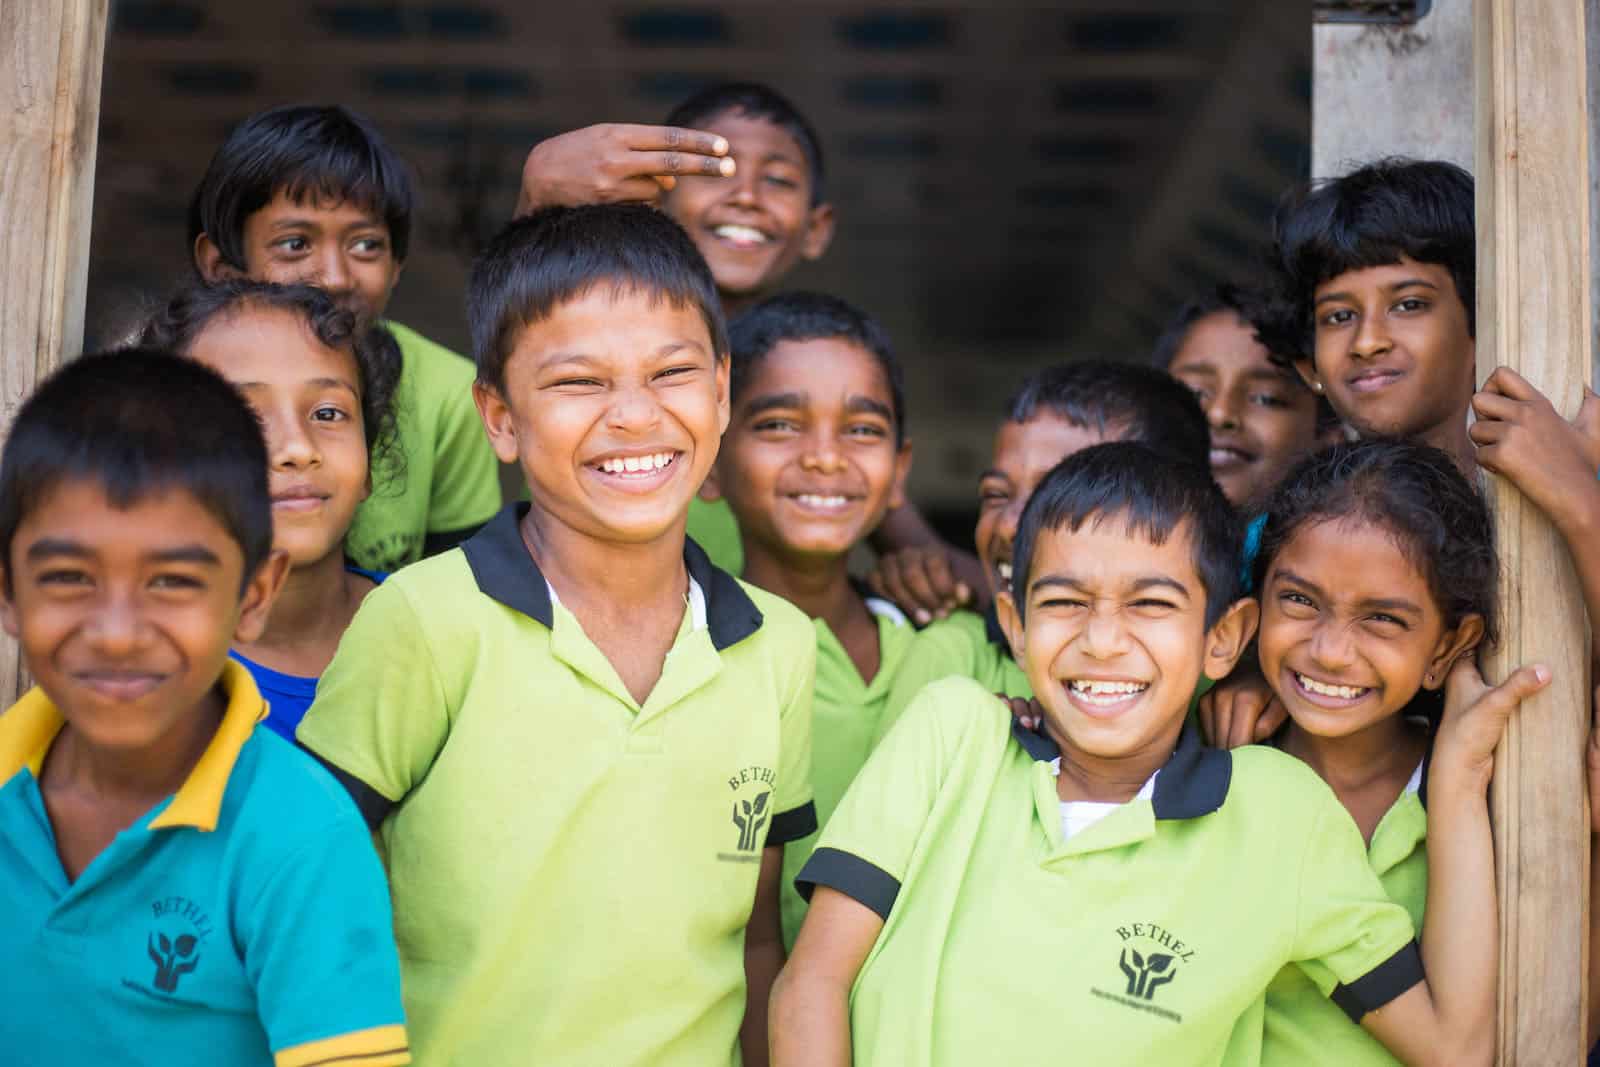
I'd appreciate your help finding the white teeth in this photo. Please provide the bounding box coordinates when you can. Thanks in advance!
[1296,673,1367,700]
[997,562,1013,581]
[1068,679,1149,705]
[600,452,674,475]
[795,493,849,509]
[714,224,769,244]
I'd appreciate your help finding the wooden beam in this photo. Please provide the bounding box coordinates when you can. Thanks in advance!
[1475,0,1594,1061]
[0,0,110,702]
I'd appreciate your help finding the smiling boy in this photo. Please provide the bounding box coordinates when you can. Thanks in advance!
[0,351,407,1065]
[773,443,1513,1067]
[295,204,815,1067]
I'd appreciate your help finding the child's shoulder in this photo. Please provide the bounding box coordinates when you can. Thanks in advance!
[890,674,1012,750]
[1226,742,1349,820]
[737,576,812,637]
[224,728,370,849]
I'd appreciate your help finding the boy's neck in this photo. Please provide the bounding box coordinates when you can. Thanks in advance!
[1416,413,1477,477]
[519,506,688,622]
[1047,718,1183,806]
[739,539,860,632]
[1280,714,1426,800]
[44,686,224,805]
[242,549,364,658]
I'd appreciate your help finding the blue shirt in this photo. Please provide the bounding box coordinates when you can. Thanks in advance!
[0,662,410,1066]
[231,567,385,742]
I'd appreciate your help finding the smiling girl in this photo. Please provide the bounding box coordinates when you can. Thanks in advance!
[141,280,399,739]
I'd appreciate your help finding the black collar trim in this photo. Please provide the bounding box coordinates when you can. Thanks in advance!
[460,503,764,651]
[1008,715,1232,820]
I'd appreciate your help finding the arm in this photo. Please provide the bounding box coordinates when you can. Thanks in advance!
[516,123,732,215]
[742,846,787,1067]
[1358,658,1550,1067]
[1195,655,1287,750]
[1588,685,1600,1045]
[770,887,884,1067]
[1472,368,1600,667]
[866,503,987,623]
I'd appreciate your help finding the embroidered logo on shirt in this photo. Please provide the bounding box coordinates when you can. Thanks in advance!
[1088,922,1196,1023]
[125,896,214,997]
[719,766,776,862]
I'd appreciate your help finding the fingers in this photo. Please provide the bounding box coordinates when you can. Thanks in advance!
[617,124,730,158]
[1470,388,1523,424]
[999,695,1043,731]
[896,552,951,625]
[633,150,736,178]
[1239,695,1287,748]
[1480,365,1535,400]
[1473,662,1552,724]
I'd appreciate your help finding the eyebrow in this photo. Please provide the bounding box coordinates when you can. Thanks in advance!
[1030,573,1191,599]
[1274,567,1422,615]
[236,377,359,395]
[23,540,221,567]
[744,392,806,417]
[845,395,894,421]
[1314,278,1440,307]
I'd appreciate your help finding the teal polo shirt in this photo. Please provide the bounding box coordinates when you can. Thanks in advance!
[0,663,409,1067]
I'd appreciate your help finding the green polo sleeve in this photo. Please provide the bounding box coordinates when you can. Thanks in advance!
[767,609,818,846]
[798,677,985,919]
[878,612,1030,745]
[1290,791,1424,1022]
[394,324,502,535]
[296,577,451,818]
[238,802,410,1063]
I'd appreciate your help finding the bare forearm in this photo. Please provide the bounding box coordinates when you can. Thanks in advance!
[742,938,784,1067]
[770,969,852,1067]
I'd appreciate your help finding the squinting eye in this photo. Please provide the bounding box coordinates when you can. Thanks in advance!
[38,570,91,587]
[150,574,203,591]
[764,175,799,189]
[752,418,799,433]
[1250,393,1289,409]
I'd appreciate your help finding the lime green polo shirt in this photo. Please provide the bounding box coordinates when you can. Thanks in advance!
[0,663,409,1067]
[688,495,744,574]
[297,503,817,1067]
[798,677,1422,1067]
[780,598,916,950]
[1263,766,1428,1067]
[878,609,1031,743]
[346,321,502,572]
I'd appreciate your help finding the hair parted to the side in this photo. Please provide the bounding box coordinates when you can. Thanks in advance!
[665,82,826,204]
[1010,442,1242,629]
[1255,157,1475,364]
[1253,438,1498,648]
[1004,361,1211,472]
[728,291,905,444]
[0,349,274,590]
[467,203,727,393]
[138,279,402,486]
[188,104,416,270]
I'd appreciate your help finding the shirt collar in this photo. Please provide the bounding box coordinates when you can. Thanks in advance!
[461,502,763,651]
[0,660,267,832]
[1010,714,1232,820]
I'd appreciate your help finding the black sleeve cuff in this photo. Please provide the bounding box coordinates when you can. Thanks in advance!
[1330,940,1425,1022]
[767,801,818,846]
[299,745,397,831]
[796,847,901,920]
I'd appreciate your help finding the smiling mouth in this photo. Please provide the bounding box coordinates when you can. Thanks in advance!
[1293,671,1371,703]
[711,223,772,248]
[788,492,858,513]
[1065,678,1150,716]
[76,670,165,701]
[594,451,680,477]
[1208,446,1254,470]
[271,491,330,512]
[1347,368,1404,394]
[995,560,1013,586]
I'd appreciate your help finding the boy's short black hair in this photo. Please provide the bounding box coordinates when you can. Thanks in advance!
[728,291,905,444]
[188,104,416,270]
[1152,284,1341,433]
[665,81,826,204]
[1254,438,1498,647]
[1257,158,1475,362]
[468,203,727,393]
[1005,360,1210,471]
[1011,442,1243,629]
[138,279,402,479]
[0,349,274,591]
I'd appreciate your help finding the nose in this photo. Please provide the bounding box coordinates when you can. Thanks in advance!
[799,430,846,474]
[1204,389,1240,431]
[723,160,760,207]
[1350,309,1392,361]
[267,407,320,471]
[86,589,144,655]
[606,381,664,434]
[1081,607,1132,661]
[313,246,354,297]
[1308,621,1357,672]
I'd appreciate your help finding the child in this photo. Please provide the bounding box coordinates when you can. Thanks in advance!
[517,83,981,604]
[0,351,408,1064]
[1227,439,1495,1065]
[189,104,501,572]
[772,442,1545,1067]
[881,361,1211,725]
[295,204,816,1067]
[700,291,914,950]
[140,280,397,741]
[1155,284,1339,511]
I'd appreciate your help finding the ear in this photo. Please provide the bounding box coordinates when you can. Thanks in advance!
[714,354,731,436]
[1292,355,1322,396]
[0,565,18,640]
[993,588,1025,663]
[473,381,522,465]
[1202,598,1260,681]
[888,439,913,511]
[1421,613,1485,690]
[233,549,291,644]
[698,465,724,503]
[800,202,836,262]
[193,233,243,283]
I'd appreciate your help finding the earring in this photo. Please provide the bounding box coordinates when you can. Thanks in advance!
[1312,381,1324,393]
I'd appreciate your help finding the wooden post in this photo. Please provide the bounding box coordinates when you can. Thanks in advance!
[1475,0,1594,1060]
[0,0,109,702]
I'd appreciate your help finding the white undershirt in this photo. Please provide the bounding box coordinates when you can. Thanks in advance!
[1052,757,1159,840]
[545,575,708,631]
